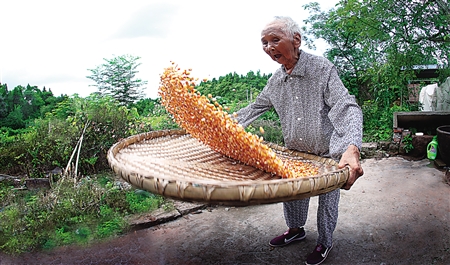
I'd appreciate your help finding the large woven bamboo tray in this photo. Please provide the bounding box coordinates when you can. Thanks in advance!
[107,129,349,206]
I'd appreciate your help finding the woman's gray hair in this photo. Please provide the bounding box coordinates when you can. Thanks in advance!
[272,16,302,39]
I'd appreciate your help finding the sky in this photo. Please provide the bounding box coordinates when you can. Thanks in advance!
[1,0,339,99]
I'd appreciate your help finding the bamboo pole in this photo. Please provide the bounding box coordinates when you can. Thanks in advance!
[64,120,90,178]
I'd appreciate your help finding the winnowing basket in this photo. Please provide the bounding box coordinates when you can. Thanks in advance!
[107,129,349,206]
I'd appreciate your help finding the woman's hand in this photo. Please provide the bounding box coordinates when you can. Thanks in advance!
[339,145,364,190]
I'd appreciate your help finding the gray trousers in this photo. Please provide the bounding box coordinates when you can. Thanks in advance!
[283,188,340,248]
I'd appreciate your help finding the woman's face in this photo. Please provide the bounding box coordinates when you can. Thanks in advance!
[261,21,301,69]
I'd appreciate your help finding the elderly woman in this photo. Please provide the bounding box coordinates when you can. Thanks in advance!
[236,16,364,265]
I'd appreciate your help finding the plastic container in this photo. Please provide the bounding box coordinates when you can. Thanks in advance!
[427,136,438,160]
[437,125,450,165]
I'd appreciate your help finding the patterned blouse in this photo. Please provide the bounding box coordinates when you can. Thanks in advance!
[236,50,363,160]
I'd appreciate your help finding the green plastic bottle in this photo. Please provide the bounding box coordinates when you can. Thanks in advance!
[427,136,438,160]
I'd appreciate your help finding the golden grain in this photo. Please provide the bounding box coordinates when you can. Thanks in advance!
[158,63,318,178]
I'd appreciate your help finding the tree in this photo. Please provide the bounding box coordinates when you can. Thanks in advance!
[22,85,45,120]
[195,70,271,106]
[301,0,450,141]
[302,0,450,105]
[87,55,148,105]
[3,105,25,129]
[0,84,67,129]
[0,84,8,119]
[131,98,159,116]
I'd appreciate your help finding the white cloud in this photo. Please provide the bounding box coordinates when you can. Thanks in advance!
[0,0,338,99]
[113,2,178,39]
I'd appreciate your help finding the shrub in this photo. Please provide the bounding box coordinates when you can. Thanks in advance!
[126,190,164,213]
[0,94,156,176]
[361,100,417,142]
[0,173,164,254]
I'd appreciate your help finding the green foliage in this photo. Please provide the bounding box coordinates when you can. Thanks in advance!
[3,105,26,129]
[126,190,163,213]
[302,0,450,106]
[146,114,179,131]
[0,84,65,130]
[131,98,159,116]
[301,0,449,142]
[0,182,12,202]
[250,120,284,145]
[361,100,417,142]
[96,205,127,238]
[195,71,271,107]
[0,173,165,254]
[401,134,414,153]
[0,84,8,118]
[87,54,148,105]
[0,94,153,176]
[0,127,35,174]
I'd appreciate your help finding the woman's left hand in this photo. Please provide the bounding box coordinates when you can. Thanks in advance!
[339,145,364,190]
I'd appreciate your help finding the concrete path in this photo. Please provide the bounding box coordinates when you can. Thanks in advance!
[1,157,449,265]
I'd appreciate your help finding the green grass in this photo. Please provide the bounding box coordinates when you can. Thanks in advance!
[0,172,168,254]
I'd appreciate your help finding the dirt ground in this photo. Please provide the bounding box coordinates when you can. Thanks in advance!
[1,157,449,265]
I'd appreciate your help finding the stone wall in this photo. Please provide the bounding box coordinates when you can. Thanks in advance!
[361,130,436,161]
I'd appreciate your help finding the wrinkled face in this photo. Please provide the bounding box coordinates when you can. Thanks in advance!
[261,21,301,69]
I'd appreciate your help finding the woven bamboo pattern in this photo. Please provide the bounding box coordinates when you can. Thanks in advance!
[107,129,349,206]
